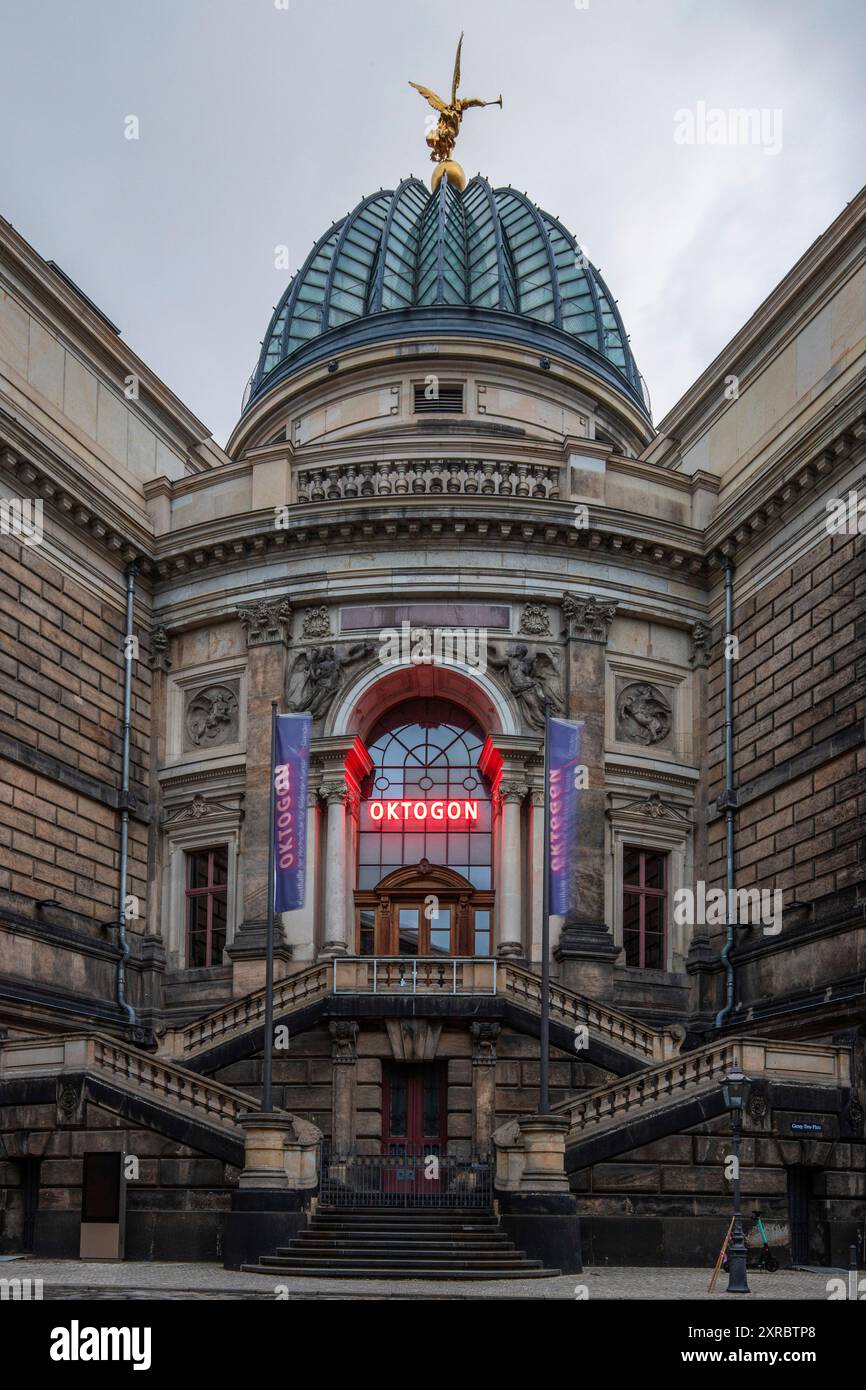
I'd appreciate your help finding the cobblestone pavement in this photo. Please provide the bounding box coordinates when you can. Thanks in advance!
[1,1259,840,1299]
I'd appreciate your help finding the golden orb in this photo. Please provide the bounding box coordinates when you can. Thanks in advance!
[431,160,467,193]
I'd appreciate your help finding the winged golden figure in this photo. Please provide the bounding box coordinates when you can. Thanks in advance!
[409,32,502,174]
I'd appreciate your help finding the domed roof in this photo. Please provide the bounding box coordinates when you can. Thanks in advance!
[245,175,649,416]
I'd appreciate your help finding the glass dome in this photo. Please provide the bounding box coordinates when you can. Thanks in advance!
[245,175,649,417]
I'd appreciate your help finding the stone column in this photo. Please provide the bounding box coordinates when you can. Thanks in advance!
[554,594,621,996]
[316,736,371,959]
[471,1022,500,1159]
[227,598,294,994]
[497,781,526,958]
[329,1020,359,1159]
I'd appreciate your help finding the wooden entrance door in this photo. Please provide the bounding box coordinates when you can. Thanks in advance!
[382,1063,446,1195]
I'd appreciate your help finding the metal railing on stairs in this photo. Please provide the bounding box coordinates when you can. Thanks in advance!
[319,1142,493,1209]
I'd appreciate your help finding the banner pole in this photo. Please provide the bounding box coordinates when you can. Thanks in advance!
[540,714,551,1115]
[262,699,277,1113]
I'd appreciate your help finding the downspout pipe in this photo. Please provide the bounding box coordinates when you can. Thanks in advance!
[715,555,737,1029]
[116,561,137,1025]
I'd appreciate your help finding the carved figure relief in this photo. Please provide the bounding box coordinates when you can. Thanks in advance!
[285,642,374,721]
[615,681,673,746]
[184,684,239,748]
[489,642,562,729]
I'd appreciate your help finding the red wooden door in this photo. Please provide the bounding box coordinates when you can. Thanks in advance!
[382,1064,446,1197]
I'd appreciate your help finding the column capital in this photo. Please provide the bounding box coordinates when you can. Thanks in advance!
[237,596,292,647]
[329,1020,359,1063]
[471,1021,501,1066]
[561,592,617,644]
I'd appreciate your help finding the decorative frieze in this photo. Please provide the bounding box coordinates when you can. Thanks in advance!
[296,459,561,502]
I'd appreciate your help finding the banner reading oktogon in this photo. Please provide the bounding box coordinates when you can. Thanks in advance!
[548,716,584,919]
[272,712,312,913]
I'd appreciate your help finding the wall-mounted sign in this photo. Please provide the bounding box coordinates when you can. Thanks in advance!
[368,799,479,824]
[790,1120,823,1133]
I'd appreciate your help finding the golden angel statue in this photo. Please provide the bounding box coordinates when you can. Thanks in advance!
[409,33,502,186]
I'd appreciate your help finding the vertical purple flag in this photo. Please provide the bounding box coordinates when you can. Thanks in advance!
[548,717,584,918]
[273,713,312,913]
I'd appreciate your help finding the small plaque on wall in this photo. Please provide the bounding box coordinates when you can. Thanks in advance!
[790,1120,823,1134]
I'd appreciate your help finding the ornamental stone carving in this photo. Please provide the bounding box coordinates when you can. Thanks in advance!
[689,620,712,668]
[615,682,673,746]
[329,1020,359,1063]
[149,626,171,673]
[470,1021,501,1065]
[237,597,292,647]
[184,683,239,748]
[302,605,332,639]
[561,593,617,644]
[489,642,562,730]
[285,642,374,721]
[518,603,552,637]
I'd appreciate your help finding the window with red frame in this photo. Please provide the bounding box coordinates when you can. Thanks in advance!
[185,846,229,968]
[622,846,668,969]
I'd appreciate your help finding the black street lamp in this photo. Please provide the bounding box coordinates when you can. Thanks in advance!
[721,1066,752,1294]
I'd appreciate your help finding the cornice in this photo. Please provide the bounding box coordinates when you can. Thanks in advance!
[0,428,156,571]
[149,497,708,588]
[705,400,866,564]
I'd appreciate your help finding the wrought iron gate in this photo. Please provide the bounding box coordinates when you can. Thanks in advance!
[319,1143,492,1209]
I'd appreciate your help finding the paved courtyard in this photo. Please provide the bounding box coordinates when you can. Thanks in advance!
[1,1259,841,1300]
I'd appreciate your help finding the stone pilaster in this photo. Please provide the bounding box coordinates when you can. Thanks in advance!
[497,781,527,958]
[227,598,293,994]
[329,1020,359,1159]
[555,593,620,996]
[470,1022,500,1159]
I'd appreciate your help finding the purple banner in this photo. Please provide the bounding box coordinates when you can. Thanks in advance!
[273,713,312,913]
[548,717,584,918]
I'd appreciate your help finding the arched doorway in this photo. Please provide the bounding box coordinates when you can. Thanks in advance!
[354,698,494,956]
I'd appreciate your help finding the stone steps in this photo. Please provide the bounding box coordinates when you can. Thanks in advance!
[241,1206,559,1280]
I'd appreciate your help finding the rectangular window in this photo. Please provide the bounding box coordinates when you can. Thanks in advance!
[622,847,667,969]
[185,846,229,968]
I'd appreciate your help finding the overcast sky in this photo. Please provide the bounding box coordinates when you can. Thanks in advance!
[2,0,863,444]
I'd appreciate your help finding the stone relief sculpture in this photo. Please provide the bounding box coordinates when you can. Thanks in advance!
[301,605,332,639]
[518,602,552,637]
[184,684,239,748]
[615,681,673,746]
[489,642,562,729]
[285,642,375,721]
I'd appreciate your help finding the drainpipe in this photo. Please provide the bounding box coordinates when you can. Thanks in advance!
[715,555,737,1028]
[116,561,137,1025]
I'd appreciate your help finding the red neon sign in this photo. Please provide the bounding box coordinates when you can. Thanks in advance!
[369,799,479,824]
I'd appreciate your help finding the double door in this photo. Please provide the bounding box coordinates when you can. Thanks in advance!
[382,1063,446,1195]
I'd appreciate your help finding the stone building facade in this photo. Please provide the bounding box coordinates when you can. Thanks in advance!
[0,169,864,1270]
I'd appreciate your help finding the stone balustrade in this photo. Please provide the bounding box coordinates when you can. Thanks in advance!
[554,1036,852,1140]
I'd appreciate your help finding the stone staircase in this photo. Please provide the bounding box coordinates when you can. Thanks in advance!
[242,1207,559,1279]
[160,956,683,1074]
[555,1035,852,1174]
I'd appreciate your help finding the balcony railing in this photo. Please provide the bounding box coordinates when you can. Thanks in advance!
[296,459,561,503]
[333,956,497,996]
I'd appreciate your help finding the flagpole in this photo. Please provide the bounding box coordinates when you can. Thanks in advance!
[262,699,277,1113]
[539,714,551,1115]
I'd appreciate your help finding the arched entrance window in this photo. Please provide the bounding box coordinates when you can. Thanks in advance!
[355,699,494,956]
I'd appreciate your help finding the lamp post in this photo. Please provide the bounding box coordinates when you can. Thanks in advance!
[722,1066,752,1294]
